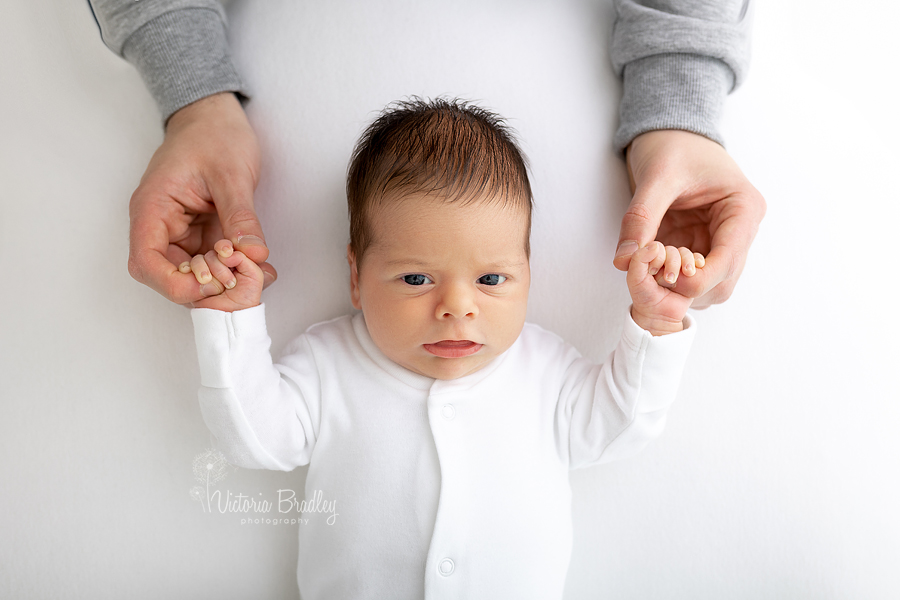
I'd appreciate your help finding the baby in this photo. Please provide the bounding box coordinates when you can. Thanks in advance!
[186,99,699,599]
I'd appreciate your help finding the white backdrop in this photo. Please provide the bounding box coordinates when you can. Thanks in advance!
[2,1,898,598]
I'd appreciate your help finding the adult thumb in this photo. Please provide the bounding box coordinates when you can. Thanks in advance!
[612,183,670,272]
[213,176,270,265]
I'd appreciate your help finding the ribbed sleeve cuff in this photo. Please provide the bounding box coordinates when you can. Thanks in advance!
[614,53,733,152]
[122,7,248,124]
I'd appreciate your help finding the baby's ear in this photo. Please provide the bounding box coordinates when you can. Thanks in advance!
[347,245,362,310]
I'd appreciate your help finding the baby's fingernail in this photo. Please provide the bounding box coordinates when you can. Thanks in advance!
[219,246,234,257]
[615,240,639,259]
[199,271,211,284]
[665,272,676,284]
[236,234,266,248]
[200,283,220,296]
[225,280,236,289]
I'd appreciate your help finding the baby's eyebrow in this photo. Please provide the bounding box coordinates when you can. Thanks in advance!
[384,258,526,270]
[383,258,431,269]
[482,260,527,270]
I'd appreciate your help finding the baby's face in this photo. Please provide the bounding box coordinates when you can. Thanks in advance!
[349,194,531,380]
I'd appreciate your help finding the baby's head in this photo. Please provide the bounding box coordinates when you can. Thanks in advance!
[346,98,533,380]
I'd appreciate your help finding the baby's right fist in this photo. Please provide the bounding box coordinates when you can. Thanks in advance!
[627,241,704,335]
[184,240,265,312]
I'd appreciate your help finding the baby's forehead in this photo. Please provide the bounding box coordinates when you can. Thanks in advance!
[369,189,530,220]
[365,191,531,259]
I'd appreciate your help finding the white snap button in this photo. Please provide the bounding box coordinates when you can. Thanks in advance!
[441,404,455,420]
[439,558,455,576]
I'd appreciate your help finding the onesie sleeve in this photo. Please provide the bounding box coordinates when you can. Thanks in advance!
[87,0,247,123]
[558,309,695,469]
[190,304,321,471]
[611,0,752,150]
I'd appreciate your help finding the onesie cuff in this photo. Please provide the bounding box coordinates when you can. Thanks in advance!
[121,7,249,124]
[190,303,268,388]
[622,307,696,412]
[622,306,695,346]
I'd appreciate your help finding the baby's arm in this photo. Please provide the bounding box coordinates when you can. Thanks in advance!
[186,240,319,471]
[180,240,264,311]
[561,242,700,468]
[627,242,704,336]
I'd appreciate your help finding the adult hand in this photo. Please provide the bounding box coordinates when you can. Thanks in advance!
[127,92,277,304]
[612,130,766,309]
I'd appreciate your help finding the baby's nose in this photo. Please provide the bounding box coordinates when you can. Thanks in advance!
[435,283,478,319]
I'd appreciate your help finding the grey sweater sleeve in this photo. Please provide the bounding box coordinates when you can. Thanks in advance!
[87,0,247,124]
[611,0,752,150]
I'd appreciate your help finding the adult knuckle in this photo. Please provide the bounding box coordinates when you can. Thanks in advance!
[755,191,768,220]
[127,255,144,283]
[712,283,734,304]
[226,206,259,228]
[623,203,654,225]
[727,247,746,280]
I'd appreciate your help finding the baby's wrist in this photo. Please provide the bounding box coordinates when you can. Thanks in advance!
[630,307,684,336]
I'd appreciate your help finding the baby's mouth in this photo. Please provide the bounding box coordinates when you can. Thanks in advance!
[423,340,483,358]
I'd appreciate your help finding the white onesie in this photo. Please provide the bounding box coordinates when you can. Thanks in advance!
[191,305,695,599]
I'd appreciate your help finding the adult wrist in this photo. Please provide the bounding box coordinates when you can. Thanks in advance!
[165,92,246,136]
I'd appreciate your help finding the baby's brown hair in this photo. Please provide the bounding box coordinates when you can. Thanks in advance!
[346,97,533,263]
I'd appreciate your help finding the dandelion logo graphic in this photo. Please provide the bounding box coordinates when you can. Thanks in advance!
[190,449,235,513]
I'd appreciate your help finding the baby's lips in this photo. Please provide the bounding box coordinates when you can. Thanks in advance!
[423,340,483,358]
[431,340,476,347]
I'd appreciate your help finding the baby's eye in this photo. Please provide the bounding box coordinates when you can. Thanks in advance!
[477,274,507,286]
[402,274,433,286]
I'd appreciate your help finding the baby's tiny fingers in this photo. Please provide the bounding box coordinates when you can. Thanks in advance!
[694,252,706,268]
[214,239,234,258]
[662,246,680,285]
[190,255,213,285]
[680,247,696,276]
[647,242,666,276]
[205,250,237,290]
[633,242,658,264]
[178,261,192,274]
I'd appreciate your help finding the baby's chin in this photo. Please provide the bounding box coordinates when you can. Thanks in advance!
[404,353,495,381]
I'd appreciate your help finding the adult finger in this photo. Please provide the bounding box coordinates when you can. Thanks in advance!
[207,169,269,265]
[129,206,201,304]
[667,192,763,305]
[259,262,278,290]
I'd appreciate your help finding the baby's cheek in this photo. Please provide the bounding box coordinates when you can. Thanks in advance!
[494,299,528,349]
